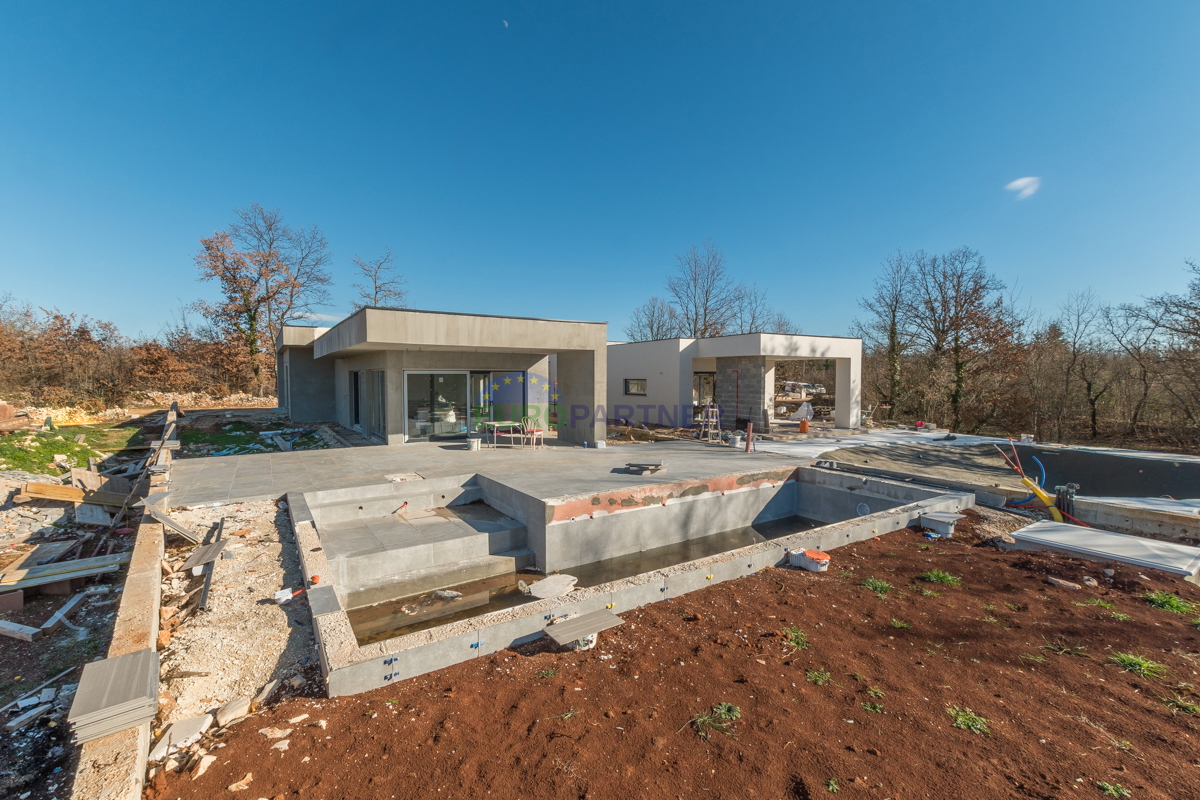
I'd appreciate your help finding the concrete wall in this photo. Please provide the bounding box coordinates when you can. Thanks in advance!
[556,350,605,445]
[280,345,336,423]
[606,339,689,427]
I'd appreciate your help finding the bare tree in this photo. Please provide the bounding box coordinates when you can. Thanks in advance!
[351,248,409,311]
[852,251,916,419]
[734,284,800,335]
[228,202,333,335]
[906,247,1022,431]
[624,296,680,341]
[666,240,742,338]
[1102,306,1161,433]
[1059,291,1116,439]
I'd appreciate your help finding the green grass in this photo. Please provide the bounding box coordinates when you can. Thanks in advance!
[1097,782,1131,798]
[860,577,893,596]
[1110,612,1132,622]
[865,687,884,698]
[918,569,962,586]
[1109,653,1167,680]
[1193,617,1200,630]
[783,626,811,650]
[1161,694,1200,715]
[685,703,742,740]
[946,706,990,735]
[861,702,884,714]
[920,588,941,597]
[1019,653,1047,664]
[805,669,832,686]
[890,618,911,629]
[1075,598,1115,609]
[0,425,142,474]
[825,778,840,793]
[537,668,558,678]
[1142,591,1197,615]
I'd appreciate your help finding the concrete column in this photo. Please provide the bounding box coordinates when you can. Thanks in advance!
[714,356,769,430]
[555,349,606,444]
[834,355,861,429]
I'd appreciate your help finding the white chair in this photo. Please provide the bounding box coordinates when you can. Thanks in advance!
[521,416,545,449]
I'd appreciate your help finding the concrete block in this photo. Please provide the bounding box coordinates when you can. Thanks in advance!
[0,620,42,642]
[0,590,24,613]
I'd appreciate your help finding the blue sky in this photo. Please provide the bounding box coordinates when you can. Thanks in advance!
[1,2,1197,340]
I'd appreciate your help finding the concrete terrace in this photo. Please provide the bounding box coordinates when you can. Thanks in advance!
[167,440,810,508]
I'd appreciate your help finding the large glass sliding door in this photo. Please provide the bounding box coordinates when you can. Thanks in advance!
[405,372,469,442]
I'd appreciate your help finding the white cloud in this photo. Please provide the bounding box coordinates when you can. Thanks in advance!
[1005,176,1041,200]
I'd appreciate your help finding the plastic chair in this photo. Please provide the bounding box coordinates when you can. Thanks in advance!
[521,416,545,449]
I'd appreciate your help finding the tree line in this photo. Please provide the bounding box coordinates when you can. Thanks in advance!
[0,204,408,408]
[855,248,1200,451]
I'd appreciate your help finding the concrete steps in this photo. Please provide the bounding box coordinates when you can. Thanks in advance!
[320,505,528,591]
[344,548,535,610]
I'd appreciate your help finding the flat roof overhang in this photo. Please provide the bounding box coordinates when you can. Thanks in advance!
[311,308,608,359]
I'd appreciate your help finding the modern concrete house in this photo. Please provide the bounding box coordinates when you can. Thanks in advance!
[606,333,862,431]
[276,308,608,446]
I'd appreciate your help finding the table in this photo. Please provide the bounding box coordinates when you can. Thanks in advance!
[480,420,521,448]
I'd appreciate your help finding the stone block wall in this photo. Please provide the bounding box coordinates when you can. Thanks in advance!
[715,356,770,431]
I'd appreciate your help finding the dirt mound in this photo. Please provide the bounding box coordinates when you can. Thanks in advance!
[146,530,1200,800]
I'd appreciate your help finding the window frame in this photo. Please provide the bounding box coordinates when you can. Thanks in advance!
[623,378,648,396]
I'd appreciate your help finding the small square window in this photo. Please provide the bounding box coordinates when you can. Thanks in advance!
[624,379,647,396]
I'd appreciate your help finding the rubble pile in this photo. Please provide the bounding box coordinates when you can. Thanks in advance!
[155,501,313,731]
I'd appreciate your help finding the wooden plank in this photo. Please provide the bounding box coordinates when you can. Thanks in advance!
[21,482,126,508]
[71,469,132,496]
[272,435,292,452]
[544,609,624,645]
[0,620,43,642]
[75,504,113,526]
[0,552,131,588]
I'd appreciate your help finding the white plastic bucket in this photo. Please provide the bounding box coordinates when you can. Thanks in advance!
[468,437,481,451]
[730,435,744,449]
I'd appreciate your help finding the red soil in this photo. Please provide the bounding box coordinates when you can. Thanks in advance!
[146,529,1200,800]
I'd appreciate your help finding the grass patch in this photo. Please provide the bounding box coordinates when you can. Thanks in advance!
[537,668,558,678]
[1019,653,1046,664]
[783,626,811,651]
[1097,782,1131,798]
[1110,612,1132,622]
[805,669,832,686]
[865,687,884,698]
[1040,639,1088,657]
[1161,694,1200,715]
[861,702,884,713]
[889,618,911,629]
[946,706,990,735]
[860,578,893,597]
[684,702,741,740]
[918,569,962,586]
[1109,653,1167,680]
[0,426,140,474]
[1142,590,1197,615]
[825,777,840,793]
[1075,598,1115,609]
[920,588,941,597]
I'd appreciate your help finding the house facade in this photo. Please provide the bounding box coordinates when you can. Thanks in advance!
[606,333,862,432]
[277,308,607,446]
